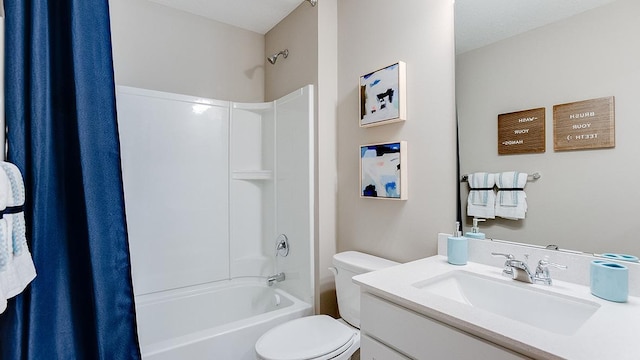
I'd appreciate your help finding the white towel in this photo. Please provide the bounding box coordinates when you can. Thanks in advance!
[0,169,9,313]
[495,171,528,220]
[0,162,36,314]
[0,167,12,313]
[467,172,496,219]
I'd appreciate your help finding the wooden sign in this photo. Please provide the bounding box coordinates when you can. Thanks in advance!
[553,96,615,151]
[498,107,546,155]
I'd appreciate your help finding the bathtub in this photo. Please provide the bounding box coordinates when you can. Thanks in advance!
[135,279,313,360]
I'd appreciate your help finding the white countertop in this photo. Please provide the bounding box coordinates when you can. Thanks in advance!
[353,255,640,360]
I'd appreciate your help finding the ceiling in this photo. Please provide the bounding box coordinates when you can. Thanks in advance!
[147,0,307,34]
[147,0,619,51]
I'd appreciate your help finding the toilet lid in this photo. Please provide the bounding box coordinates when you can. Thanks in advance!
[255,315,356,360]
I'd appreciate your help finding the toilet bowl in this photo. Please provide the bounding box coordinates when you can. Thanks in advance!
[255,251,398,360]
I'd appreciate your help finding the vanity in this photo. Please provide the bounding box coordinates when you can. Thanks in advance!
[353,234,640,359]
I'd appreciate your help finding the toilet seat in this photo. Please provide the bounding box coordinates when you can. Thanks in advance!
[255,315,358,360]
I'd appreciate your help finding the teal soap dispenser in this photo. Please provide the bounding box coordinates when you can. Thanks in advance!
[447,222,467,265]
[465,218,486,240]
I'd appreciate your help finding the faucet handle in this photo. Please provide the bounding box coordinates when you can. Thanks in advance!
[537,259,567,270]
[491,253,516,278]
[491,252,515,260]
[534,258,567,285]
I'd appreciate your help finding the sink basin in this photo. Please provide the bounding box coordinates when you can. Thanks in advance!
[413,270,600,335]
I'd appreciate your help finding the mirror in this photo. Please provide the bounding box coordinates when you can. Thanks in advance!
[455,0,640,257]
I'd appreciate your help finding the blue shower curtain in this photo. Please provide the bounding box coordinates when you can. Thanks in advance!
[0,0,141,359]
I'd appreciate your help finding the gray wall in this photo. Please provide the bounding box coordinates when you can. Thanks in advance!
[457,0,640,255]
[337,0,457,262]
[109,0,264,102]
[264,3,318,102]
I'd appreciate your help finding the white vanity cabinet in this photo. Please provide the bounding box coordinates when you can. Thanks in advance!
[360,293,530,360]
[361,335,410,360]
[355,251,640,359]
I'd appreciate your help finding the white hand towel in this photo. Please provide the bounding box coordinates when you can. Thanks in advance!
[467,172,496,219]
[0,168,13,313]
[0,285,6,314]
[495,171,528,220]
[0,162,36,314]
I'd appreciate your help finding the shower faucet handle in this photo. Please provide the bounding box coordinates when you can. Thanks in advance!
[275,234,289,257]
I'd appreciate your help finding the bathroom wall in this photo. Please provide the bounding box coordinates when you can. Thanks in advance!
[109,0,264,102]
[265,1,340,316]
[264,3,318,102]
[457,0,640,256]
[315,0,339,318]
[336,0,458,263]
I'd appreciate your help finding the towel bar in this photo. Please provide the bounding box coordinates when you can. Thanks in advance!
[461,172,541,183]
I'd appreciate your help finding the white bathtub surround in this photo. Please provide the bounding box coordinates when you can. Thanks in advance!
[117,85,314,359]
[353,236,640,359]
[135,279,312,360]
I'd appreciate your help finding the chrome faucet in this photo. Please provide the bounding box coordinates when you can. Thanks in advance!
[506,258,535,283]
[492,253,566,285]
[266,272,285,286]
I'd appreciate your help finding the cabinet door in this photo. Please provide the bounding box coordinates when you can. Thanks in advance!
[361,335,410,360]
[361,293,531,360]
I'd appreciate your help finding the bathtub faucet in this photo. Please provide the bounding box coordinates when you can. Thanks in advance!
[267,272,285,286]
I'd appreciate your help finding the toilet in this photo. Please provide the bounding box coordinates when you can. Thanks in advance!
[255,251,398,360]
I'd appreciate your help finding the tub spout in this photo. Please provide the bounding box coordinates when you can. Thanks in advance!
[267,272,285,286]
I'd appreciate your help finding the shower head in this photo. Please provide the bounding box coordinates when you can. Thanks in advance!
[306,0,317,6]
[267,49,289,65]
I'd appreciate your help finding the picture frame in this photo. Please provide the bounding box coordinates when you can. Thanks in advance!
[359,61,406,127]
[553,96,615,151]
[360,141,408,200]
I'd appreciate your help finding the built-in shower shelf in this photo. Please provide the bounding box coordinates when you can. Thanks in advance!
[232,170,273,180]
[232,102,273,112]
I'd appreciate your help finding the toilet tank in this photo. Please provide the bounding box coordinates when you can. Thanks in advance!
[332,251,398,328]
